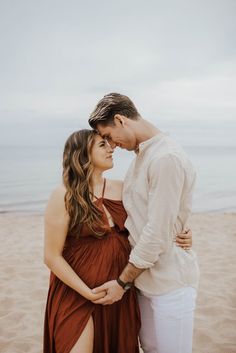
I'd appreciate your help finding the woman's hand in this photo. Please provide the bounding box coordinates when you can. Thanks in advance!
[85,288,107,302]
[175,229,192,250]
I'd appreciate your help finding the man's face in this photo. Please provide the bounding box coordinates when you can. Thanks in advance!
[96,121,136,151]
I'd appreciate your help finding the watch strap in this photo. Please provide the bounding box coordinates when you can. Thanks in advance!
[117,277,126,289]
[116,277,132,291]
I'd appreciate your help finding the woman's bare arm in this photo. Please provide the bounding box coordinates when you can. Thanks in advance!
[44,186,106,301]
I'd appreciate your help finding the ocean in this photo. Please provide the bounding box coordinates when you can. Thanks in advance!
[0,118,236,213]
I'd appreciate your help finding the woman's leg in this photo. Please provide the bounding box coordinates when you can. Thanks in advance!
[69,316,94,353]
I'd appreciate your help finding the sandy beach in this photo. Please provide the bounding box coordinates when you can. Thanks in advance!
[0,212,236,353]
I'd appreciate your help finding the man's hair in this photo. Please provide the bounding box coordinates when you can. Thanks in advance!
[88,93,140,129]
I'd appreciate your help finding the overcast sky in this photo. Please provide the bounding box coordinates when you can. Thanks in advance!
[0,0,235,124]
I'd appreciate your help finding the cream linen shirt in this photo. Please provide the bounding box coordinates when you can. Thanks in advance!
[123,133,200,295]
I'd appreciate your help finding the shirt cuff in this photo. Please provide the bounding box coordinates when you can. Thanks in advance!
[129,250,156,269]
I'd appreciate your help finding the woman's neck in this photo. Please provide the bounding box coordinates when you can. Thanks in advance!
[91,170,104,195]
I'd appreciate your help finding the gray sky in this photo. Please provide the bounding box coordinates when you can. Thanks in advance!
[0,0,235,123]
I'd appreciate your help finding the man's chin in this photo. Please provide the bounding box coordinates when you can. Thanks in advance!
[118,144,135,151]
[124,146,135,151]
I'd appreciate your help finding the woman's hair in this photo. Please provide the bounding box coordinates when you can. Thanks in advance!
[62,129,105,237]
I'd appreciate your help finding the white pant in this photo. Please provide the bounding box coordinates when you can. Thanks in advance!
[138,287,197,353]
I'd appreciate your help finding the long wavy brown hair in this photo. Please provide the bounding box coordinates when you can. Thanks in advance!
[62,129,105,237]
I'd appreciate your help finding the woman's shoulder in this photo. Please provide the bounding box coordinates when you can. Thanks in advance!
[105,179,123,200]
[45,185,67,217]
[50,184,67,201]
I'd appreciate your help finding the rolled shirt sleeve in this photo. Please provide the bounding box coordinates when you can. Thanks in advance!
[129,153,185,269]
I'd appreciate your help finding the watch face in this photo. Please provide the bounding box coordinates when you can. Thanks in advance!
[124,282,132,290]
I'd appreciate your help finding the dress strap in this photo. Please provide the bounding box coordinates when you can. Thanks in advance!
[102,178,106,199]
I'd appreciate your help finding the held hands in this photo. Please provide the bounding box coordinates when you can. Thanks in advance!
[86,288,107,302]
[91,280,125,305]
[175,229,192,250]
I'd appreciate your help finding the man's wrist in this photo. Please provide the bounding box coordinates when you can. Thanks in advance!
[116,277,133,291]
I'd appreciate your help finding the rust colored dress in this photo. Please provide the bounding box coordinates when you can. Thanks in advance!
[44,180,141,353]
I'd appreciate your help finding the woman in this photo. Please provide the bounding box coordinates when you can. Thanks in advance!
[43,129,192,353]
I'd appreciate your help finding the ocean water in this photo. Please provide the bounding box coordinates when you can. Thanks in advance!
[0,118,236,213]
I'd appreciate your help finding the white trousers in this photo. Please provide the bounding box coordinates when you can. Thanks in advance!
[138,287,197,353]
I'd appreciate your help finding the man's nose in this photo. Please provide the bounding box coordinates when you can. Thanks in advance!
[107,140,116,149]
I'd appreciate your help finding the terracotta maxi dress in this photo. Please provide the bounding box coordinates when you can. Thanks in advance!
[43,181,141,353]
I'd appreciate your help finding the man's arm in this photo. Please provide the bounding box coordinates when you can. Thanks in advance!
[128,154,185,269]
[92,154,185,304]
[119,262,145,283]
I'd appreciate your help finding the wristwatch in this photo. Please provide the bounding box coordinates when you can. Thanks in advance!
[116,277,133,291]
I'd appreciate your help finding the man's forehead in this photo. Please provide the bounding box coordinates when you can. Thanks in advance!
[96,125,112,137]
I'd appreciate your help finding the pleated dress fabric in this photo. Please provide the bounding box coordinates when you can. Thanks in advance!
[43,181,141,353]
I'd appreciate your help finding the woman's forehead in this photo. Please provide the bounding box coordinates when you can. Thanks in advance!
[94,134,105,143]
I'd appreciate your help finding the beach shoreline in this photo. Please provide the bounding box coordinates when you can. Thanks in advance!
[0,212,236,353]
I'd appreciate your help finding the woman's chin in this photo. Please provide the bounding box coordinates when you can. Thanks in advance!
[103,162,114,171]
[96,162,114,172]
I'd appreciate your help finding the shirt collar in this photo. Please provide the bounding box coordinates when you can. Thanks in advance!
[136,132,164,155]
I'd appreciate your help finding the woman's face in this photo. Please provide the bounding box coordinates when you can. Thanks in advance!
[90,134,114,171]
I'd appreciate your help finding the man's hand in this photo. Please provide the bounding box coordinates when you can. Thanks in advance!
[175,229,192,250]
[91,280,125,305]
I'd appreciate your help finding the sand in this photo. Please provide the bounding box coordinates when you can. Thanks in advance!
[0,212,236,353]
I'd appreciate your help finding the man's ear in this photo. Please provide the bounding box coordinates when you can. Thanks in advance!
[114,114,125,126]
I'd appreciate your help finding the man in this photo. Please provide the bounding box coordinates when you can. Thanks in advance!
[89,93,199,353]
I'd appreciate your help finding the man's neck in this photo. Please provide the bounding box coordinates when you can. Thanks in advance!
[135,119,161,146]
